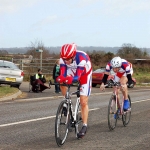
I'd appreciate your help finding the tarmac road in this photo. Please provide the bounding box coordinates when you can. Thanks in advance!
[0,82,150,149]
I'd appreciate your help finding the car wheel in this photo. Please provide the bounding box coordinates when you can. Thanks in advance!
[10,84,20,89]
[92,83,97,87]
[127,82,135,88]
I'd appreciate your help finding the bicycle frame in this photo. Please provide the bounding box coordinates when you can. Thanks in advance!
[64,84,80,124]
[107,79,132,130]
[113,85,123,115]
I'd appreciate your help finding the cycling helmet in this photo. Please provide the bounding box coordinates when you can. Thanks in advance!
[110,56,122,68]
[60,43,76,59]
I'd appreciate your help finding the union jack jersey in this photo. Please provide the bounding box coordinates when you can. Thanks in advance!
[106,59,132,77]
[60,50,92,84]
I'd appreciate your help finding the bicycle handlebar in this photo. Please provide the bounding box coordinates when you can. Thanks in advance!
[49,80,80,97]
[105,79,121,87]
[49,80,79,87]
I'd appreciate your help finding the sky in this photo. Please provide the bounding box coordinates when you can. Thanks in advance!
[0,0,150,48]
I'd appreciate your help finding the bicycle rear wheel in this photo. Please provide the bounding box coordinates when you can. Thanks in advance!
[108,95,118,130]
[55,100,70,146]
[122,95,131,126]
[75,100,83,137]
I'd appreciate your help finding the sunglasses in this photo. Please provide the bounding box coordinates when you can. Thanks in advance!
[63,58,72,61]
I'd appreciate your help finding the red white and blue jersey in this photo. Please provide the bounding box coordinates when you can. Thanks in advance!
[60,50,92,85]
[106,59,132,78]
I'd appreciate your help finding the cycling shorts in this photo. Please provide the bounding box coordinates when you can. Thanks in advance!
[67,69,92,96]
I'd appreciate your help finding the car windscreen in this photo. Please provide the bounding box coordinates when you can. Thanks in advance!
[0,61,19,69]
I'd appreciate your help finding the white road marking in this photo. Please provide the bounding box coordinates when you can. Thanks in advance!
[0,108,100,128]
[0,116,55,127]
[132,99,150,103]
[0,90,150,128]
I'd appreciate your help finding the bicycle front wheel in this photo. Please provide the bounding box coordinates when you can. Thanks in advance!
[108,95,118,130]
[122,95,131,126]
[55,100,70,146]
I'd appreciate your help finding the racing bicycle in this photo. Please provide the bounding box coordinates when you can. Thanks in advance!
[50,81,82,146]
[107,79,131,130]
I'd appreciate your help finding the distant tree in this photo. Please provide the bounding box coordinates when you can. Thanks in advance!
[142,49,149,57]
[25,40,50,59]
[103,52,114,62]
[89,50,106,66]
[0,50,8,54]
[117,43,149,59]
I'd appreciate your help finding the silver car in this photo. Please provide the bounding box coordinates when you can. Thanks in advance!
[0,60,24,88]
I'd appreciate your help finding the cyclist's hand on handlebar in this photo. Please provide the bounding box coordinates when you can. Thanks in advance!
[64,76,73,84]
[100,83,105,91]
[56,75,65,83]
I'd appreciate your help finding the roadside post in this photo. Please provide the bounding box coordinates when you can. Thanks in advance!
[35,49,43,69]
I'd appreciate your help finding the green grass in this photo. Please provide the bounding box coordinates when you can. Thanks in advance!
[133,71,150,84]
[0,85,19,98]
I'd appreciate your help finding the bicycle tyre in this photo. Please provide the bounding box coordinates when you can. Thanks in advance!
[55,100,70,146]
[75,100,83,137]
[108,95,118,130]
[122,94,131,126]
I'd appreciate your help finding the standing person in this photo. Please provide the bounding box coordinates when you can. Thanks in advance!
[56,43,92,139]
[53,59,61,94]
[100,56,133,111]
[32,69,50,93]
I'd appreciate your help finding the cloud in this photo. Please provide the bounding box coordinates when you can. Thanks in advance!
[76,0,99,7]
[32,15,58,29]
[29,14,73,32]
[0,0,41,14]
[102,0,150,15]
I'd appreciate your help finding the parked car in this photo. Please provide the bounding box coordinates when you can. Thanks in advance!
[0,60,24,88]
[92,68,136,88]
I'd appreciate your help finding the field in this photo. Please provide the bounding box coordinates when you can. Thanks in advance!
[133,71,150,84]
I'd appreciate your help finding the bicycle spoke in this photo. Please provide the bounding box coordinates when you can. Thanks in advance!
[122,95,131,126]
[55,101,69,146]
[108,96,117,130]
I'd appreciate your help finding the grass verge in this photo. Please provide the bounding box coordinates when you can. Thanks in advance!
[0,85,19,98]
[133,71,150,84]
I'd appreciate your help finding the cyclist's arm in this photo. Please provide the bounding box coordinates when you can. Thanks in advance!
[100,71,110,91]
[126,73,133,82]
[101,62,112,85]
[101,72,109,85]
[73,66,84,82]
[60,64,67,77]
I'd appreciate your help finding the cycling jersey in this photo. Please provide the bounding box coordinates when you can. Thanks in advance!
[106,59,133,79]
[60,50,92,85]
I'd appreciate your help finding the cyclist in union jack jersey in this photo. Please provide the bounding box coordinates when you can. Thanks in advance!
[56,43,92,139]
[100,56,133,111]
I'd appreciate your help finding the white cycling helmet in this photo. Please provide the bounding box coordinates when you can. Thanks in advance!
[110,56,122,68]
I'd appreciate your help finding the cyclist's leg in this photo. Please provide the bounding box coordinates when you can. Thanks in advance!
[119,75,130,110]
[113,75,121,109]
[77,72,92,138]
[120,76,128,99]
[59,85,68,116]
[60,85,67,96]
[77,95,88,138]
[80,95,89,125]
